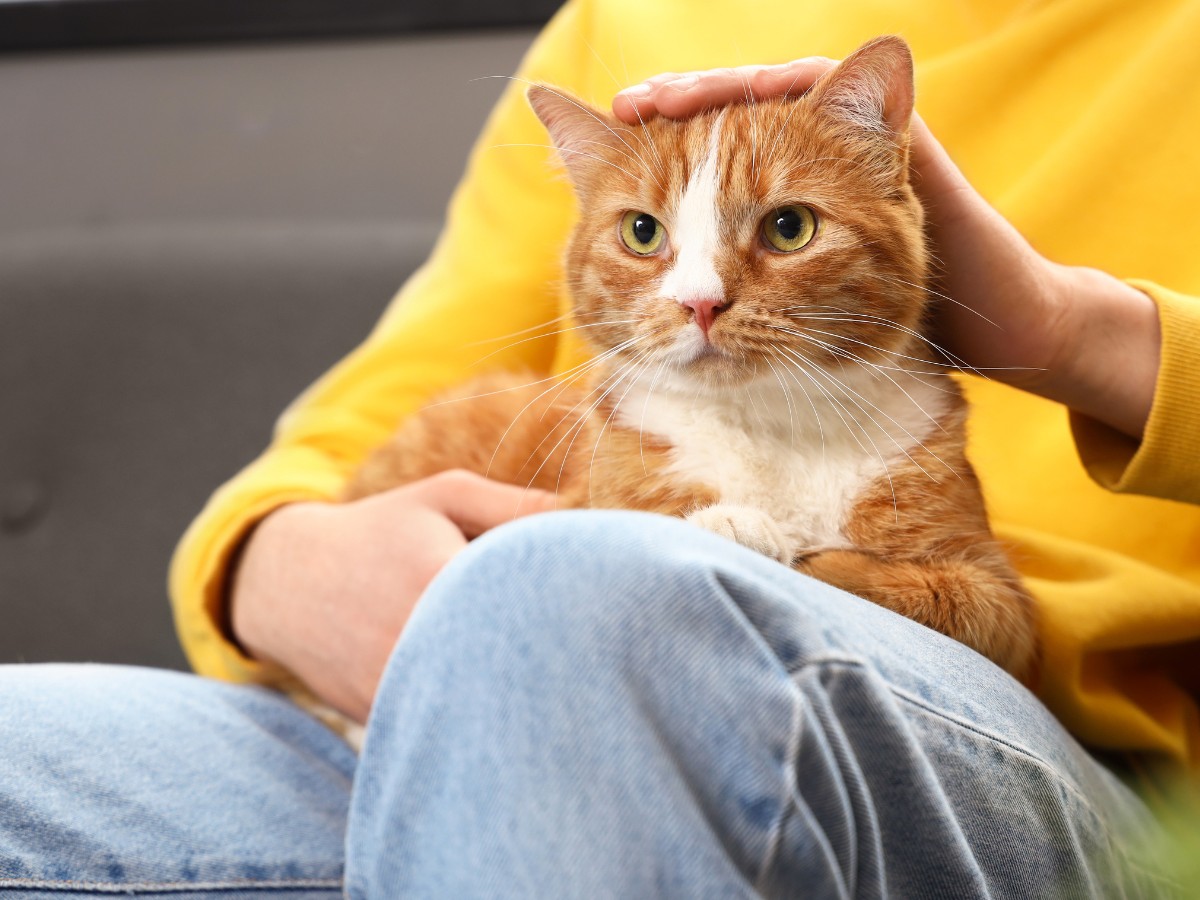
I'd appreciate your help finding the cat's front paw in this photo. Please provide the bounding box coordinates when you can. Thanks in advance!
[686,503,795,565]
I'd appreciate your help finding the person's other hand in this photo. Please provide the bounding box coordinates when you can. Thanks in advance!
[613,60,1160,438]
[230,471,556,724]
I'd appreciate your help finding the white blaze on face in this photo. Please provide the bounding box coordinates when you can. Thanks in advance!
[660,111,727,307]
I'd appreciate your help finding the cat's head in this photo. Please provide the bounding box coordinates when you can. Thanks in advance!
[529,35,929,392]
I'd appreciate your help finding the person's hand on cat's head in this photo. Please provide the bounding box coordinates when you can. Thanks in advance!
[611,58,836,124]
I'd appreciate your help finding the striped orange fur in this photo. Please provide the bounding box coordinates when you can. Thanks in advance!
[346,36,1038,681]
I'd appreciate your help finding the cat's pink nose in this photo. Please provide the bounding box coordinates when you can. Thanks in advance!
[680,298,726,338]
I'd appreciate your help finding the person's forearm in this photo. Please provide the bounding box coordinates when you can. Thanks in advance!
[1041,265,1162,439]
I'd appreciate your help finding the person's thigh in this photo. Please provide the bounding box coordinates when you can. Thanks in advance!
[0,664,354,899]
[350,510,1168,899]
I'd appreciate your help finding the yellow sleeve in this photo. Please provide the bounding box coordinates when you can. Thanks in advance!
[168,0,592,683]
[1071,281,1200,506]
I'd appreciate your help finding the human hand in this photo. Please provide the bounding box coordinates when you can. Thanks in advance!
[613,61,1160,438]
[230,471,556,724]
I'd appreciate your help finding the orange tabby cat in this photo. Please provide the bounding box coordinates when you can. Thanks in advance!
[346,36,1038,681]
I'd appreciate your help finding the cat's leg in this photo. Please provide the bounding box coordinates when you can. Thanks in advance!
[686,502,796,564]
[799,549,1038,681]
[348,510,1165,899]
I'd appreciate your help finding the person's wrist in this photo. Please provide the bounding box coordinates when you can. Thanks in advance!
[229,500,326,663]
[1012,259,1081,397]
[1036,264,1161,439]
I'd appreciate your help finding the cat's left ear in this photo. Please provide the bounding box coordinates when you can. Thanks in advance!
[807,35,915,171]
[527,84,628,187]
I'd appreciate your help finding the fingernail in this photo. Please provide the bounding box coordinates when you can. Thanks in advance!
[618,82,652,97]
[765,63,794,74]
[666,74,699,91]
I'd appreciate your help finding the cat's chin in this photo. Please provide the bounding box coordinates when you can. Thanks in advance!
[667,346,760,391]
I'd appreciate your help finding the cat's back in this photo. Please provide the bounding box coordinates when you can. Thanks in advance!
[343,371,592,500]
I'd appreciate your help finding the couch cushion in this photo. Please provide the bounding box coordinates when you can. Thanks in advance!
[0,220,434,668]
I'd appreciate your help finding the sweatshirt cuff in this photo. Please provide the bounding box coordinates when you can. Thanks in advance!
[168,446,347,684]
[1071,281,1200,505]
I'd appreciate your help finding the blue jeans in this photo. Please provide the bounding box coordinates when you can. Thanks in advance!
[0,512,1172,898]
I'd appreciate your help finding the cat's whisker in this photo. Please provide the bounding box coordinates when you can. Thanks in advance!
[514,336,651,487]
[765,345,827,458]
[863,272,1007,334]
[783,332,939,429]
[540,343,654,500]
[780,304,1017,377]
[489,142,642,181]
[776,155,882,182]
[760,353,798,448]
[770,320,960,405]
[775,345,900,518]
[584,349,658,502]
[783,343,952,483]
[615,86,670,187]
[778,347,904,452]
[732,68,762,193]
[762,65,824,171]
[470,318,640,368]
[785,310,949,347]
[480,75,662,185]
[584,38,625,92]
[610,43,674,192]
[464,313,569,347]
[769,322,968,376]
[427,332,635,414]
[740,370,769,434]
[423,369,570,412]
[579,38,670,187]
[637,356,672,475]
[572,137,656,173]
[781,314,986,383]
[483,337,644,478]
[791,330,951,416]
[772,327,951,435]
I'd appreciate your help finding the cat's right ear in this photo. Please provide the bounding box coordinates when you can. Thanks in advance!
[527,84,627,185]
[806,36,915,185]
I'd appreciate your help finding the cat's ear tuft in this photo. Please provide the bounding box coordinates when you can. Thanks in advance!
[809,35,915,142]
[528,84,624,183]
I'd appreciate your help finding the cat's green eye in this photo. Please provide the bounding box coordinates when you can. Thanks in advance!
[762,205,818,253]
[619,211,665,255]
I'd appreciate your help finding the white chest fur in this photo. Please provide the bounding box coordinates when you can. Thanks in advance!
[614,366,950,554]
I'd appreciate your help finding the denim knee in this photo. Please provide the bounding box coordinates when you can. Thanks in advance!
[414,509,705,655]
[409,508,1021,707]
[401,508,849,692]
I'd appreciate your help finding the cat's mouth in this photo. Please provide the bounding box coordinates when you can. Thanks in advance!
[658,330,761,386]
[662,326,727,367]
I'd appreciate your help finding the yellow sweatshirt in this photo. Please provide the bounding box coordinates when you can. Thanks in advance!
[170,0,1200,775]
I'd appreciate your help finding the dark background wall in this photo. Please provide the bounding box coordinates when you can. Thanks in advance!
[0,10,548,669]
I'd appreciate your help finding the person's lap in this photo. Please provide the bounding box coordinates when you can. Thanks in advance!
[0,511,1167,898]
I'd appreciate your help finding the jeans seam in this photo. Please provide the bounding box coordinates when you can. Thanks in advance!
[0,877,343,892]
[752,675,806,892]
[889,686,1101,811]
[790,655,1103,818]
[794,658,1188,896]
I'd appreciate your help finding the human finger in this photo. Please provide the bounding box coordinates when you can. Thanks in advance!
[612,58,836,124]
[412,470,558,538]
[907,112,976,224]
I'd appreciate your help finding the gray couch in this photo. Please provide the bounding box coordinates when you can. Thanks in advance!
[0,28,536,669]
